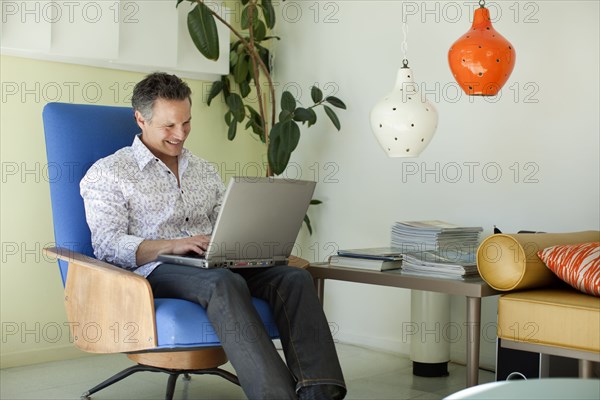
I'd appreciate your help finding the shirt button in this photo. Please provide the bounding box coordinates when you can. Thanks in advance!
[185,217,189,222]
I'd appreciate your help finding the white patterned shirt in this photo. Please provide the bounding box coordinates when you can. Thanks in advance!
[80,135,225,277]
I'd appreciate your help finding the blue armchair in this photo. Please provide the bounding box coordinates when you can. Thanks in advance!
[42,102,294,399]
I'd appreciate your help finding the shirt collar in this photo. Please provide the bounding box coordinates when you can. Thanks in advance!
[131,134,191,171]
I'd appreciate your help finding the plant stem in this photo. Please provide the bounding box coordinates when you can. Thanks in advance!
[245,1,270,176]
[194,0,276,176]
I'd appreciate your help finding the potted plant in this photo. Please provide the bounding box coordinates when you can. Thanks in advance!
[177,0,346,232]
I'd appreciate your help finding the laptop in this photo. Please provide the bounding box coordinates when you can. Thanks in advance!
[158,176,316,268]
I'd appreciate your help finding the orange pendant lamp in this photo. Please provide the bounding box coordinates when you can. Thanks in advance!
[448,0,516,96]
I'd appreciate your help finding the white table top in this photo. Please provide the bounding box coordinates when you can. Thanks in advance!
[445,378,600,399]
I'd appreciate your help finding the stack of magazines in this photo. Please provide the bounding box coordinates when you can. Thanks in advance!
[401,249,479,279]
[391,220,483,253]
[391,220,483,279]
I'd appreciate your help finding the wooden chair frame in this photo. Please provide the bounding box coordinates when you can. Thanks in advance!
[45,247,308,399]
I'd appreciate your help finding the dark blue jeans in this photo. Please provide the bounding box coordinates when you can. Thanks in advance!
[147,264,346,399]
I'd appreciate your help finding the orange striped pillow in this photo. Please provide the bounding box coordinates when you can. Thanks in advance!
[538,242,600,296]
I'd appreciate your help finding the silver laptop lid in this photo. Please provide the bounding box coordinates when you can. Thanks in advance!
[205,176,316,266]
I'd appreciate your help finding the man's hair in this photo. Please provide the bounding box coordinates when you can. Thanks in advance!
[132,72,192,122]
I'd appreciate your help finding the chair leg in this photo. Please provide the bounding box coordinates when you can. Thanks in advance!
[165,373,180,400]
[81,364,169,399]
[197,367,240,386]
[81,365,240,399]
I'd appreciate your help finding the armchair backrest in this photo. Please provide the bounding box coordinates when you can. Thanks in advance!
[43,103,139,286]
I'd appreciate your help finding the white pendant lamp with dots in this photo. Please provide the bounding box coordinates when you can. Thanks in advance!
[370,23,438,157]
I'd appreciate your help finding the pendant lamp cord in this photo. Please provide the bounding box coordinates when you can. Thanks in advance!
[401,20,409,67]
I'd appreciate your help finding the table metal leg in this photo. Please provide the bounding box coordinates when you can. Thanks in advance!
[314,277,325,305]
[466,296,481,387]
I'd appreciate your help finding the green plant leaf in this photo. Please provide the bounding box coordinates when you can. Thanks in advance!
[246,105,265,141]
[303,214,313,235]
[323,105,341,130]
[207,80,223,106]
[267,123,284,174]
[311,86,323,103]
[325,96,347,109]
[268,120,300,175]
[228,120,238,140]
[253,20,267,41]
[239,80,251,98]
[293,107,318,127]
[233,55,249,84]
[307,108,318,127]
[261,0,276,29]
[279,109,293,123]
[281,120,301,153]
[187,3,220,61]
[245,105,259,118]
[224,111,233,126]
[293,107,312,124]
[230,40,243,52]
[221,76,231,98]
[241,5,251,30]
[227,93,245,122]
[241,4,262,31]
[229,50,238,66]
[281,91,296,112]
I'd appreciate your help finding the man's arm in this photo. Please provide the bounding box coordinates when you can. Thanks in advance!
[81,161,144,269]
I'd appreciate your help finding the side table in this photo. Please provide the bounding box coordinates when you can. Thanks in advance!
[307,263,500,387]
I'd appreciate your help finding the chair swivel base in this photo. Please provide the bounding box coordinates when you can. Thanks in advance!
[81,347,239,400]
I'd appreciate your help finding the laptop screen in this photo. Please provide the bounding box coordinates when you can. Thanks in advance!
[206,177,316,265]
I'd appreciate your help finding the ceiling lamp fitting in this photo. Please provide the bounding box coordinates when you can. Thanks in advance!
[370,66,438,157]
[448,0,516,96]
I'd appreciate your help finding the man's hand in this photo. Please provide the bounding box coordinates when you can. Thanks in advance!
[170,235,211,256]
[136,235,211,266]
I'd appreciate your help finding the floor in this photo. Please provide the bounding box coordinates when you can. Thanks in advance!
[0,343,494,400]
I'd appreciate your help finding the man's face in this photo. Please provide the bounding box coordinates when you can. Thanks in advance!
[135,97,192,164]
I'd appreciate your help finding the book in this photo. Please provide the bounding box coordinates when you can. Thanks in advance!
[336,247,403,260]
[329,254,402,271]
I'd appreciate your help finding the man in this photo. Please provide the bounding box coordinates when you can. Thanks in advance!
[80,72,346,400]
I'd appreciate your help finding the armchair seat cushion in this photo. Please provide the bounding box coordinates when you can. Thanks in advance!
[155,298,279,348]
[497,287,600,353]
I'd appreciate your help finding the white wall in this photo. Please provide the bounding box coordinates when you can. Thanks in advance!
[275,1,600,368]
